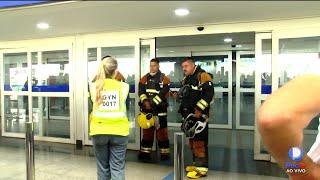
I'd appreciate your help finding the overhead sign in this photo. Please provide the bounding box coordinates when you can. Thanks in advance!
[0,1,50,8]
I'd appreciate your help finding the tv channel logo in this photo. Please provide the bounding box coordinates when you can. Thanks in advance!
[285,147,306,174]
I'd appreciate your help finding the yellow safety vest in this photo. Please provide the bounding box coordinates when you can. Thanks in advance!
[89,79,130,136]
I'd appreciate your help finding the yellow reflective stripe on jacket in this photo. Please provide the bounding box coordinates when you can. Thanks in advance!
[146,89,160,94]
[191,85,202,91]
[140,94,147,101]
[199,99,208,107]
[158,112,167,116]
[196,102,206,110]
[153,95,162,105]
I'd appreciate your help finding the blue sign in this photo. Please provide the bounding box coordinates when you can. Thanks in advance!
[0,1,49,8]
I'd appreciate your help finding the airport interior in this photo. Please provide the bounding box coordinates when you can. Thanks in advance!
[1,1,320,180]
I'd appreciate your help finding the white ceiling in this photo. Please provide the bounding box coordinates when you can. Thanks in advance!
[156,32,255,47]
[1,1,320,41]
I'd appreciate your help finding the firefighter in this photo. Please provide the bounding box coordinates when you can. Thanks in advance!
[138,58,171,160]
[173,57,214,178]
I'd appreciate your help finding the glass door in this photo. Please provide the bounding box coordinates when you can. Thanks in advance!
[254,33,272,161]
[275,29,320,153]
[2,49,29,137]
[160,51,233,129]
[84,40,140,150]
[1,45,74,143]
[236,51,255,130]
[0,48,28,180]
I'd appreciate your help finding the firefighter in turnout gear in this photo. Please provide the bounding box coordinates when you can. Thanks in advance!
[173,57,214,178]
[138,58,171,160]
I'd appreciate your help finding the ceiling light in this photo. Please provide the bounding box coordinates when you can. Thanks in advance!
[169,51,175,53]
[175,8,189,16]
[224,38,232,43]
[235,44,242,48]
[37,22,49,30]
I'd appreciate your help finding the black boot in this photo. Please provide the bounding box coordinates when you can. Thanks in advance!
[138,151,151,160]
[160,153,170,161]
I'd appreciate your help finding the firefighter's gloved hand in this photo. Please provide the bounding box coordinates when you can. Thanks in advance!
[194,107,202,118]
[140,99,152,113]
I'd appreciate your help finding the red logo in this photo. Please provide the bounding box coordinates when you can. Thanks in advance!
[299,163,306,169]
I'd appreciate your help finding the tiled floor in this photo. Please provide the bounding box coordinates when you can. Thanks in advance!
[0,145,286,180]
[2,124,317,179]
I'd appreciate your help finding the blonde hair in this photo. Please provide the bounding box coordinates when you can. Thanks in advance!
[95,57,118,104]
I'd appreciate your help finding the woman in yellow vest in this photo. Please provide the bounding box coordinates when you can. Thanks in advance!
[89,56,130,180]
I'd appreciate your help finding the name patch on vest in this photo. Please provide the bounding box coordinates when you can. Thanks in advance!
[101,91,120,111]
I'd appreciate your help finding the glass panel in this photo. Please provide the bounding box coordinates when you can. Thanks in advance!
[32,96,70,138]
[279,36,320,87]
[87,48,98,141]
[260,39,272,94]
[127,98,136,143]
[278,36,320,131]
[87,48,98,83]
[141,45,151,76]
[167,96,180,123]
[3,53,28,91]
[158,55,230,125]
[4,95,29,133]
[260,100,269,154]
[211,92,229,124]
[102,46,136,93]
[306,116,320,130]
[240,92,255,126]
[239,54,255,88]
[194,55,229,88]
[32,50,69,92]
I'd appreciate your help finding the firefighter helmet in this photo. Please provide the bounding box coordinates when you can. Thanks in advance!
[137,112,155,129]
[181,113,207,138]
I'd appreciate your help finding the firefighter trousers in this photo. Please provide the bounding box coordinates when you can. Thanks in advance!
[140,114,170,155]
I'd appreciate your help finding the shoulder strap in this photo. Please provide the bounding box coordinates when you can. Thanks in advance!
[160,73,165,83]
[197,69,205,82]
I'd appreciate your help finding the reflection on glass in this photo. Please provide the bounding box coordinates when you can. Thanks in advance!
[32,96,70,138]
[3,53,28,91]
[167,96,181,123]
[158,55,230,125]
[157,55,230,88]
[141,45,150,76]
[195,56,229,88]
[102,46,136,93]
[260,100,268,153]
[167,94,228,125]
[127,98,136,143]
[32,50,69,92]
[87,48,99,83]
[279,36,320,130]
[261,39,272,94]
[240,92,255,126]
[279,37,320,87]
[211,92,228,124]
[239,54,255,88]
[4,95,29,133]
[306,116,320,130]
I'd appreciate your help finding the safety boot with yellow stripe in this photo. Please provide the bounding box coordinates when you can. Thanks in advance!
[186,167,208,179]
